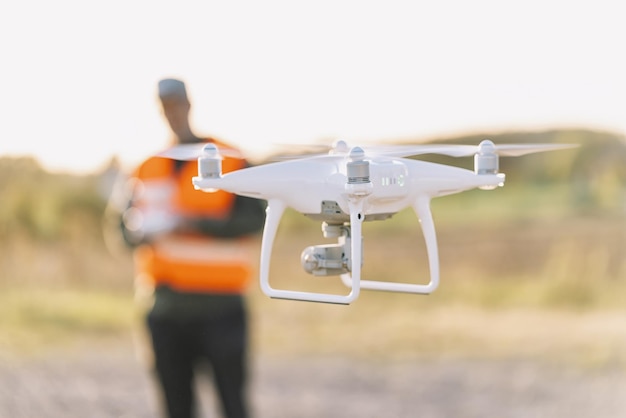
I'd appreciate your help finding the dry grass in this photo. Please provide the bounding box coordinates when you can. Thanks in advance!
[0,289,137,355]
[1,182,625,367]
[250,291,626,368]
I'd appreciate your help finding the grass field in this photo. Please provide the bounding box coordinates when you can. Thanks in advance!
[1,183,624,369]
[1,130,625,367]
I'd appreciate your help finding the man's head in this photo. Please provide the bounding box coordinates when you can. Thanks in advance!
[158,78,196,143]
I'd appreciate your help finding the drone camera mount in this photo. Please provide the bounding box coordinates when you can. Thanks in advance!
[300,222,359,277]
[301,241,349,276]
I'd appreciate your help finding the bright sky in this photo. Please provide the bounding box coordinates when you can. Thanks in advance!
[1,0,624,174]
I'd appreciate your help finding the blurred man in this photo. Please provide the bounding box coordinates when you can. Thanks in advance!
[121,78,266,418]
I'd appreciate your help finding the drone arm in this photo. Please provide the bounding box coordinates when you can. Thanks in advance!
[259,199,361,304]
[341,195,440,294]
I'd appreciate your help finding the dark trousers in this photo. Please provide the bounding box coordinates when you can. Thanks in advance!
[147,305,248,418]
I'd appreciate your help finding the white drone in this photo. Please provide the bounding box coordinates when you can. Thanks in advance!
[160,139,575,304]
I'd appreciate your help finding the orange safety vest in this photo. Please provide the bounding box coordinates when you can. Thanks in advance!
[131,140,253,294]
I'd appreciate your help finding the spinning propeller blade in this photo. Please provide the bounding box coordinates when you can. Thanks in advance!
[271,140,349,160]
[272,142,433,160]
[478,143,579,157]
[155,143,243,160]
[389,142,579,158]
[272,141,578,160]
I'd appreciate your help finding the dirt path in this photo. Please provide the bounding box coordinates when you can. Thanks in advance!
[1,336,626,418]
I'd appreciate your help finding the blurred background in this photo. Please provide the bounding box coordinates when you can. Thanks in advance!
[1,1,625,417]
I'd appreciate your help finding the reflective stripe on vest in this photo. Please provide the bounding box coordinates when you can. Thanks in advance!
[135,235,256,293]
[154,235,253,264]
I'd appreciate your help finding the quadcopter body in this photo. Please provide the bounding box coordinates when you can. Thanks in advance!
[196,149,503,220]
[160,139,574,304]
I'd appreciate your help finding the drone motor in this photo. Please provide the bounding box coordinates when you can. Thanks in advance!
[474,140,500,190]
[197,143,223,179]
[346,147,374,197]
[474,140,499,175]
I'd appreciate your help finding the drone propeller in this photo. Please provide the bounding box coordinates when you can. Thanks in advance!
[272,140,439,160]
[155,142,243,161]
[271,139,350,160]
[272,140,578,160]
[400,141,578,158]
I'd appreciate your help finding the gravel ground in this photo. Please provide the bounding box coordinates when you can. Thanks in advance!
[1,336,626,418]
